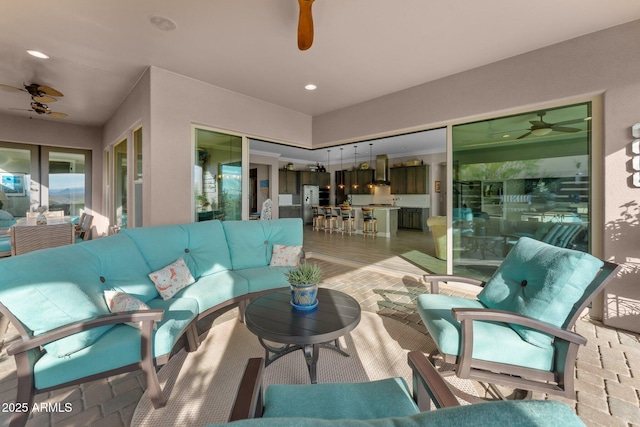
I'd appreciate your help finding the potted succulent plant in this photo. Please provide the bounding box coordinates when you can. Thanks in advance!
[285,262,322,310]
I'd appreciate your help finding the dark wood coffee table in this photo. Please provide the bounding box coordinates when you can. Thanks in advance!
[244,287,361,384]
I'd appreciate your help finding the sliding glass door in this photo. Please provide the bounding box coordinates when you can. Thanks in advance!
[194,128,243,221]
[0,142,91,220]
[451,102,593,279]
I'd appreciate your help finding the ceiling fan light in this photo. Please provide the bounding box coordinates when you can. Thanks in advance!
[531,128,553,136]
[26,50,49,59]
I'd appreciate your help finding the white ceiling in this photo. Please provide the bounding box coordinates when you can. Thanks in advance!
[1,1,639,152]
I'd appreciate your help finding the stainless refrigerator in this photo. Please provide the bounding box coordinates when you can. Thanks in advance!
[303,185,319,225]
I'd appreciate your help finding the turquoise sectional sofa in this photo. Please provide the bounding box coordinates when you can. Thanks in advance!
[0,219,17,257]
[0,218,303,427]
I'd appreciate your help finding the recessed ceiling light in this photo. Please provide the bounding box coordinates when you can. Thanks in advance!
[305,84,317,91]
[149,15,177,32]
[26,50,49,59]
[502,134,510,138]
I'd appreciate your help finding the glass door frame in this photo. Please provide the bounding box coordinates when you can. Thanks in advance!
[444,95,603,273]
[191,124,250,221]
[104,124,142,230]
[40,146,93,216]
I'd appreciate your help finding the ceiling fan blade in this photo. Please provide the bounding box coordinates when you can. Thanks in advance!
[0,84,25,93]
[32,95,57,103]
[516,131,532,140]
[529,120,546,127]
[38,85,63,97]
[551,118,586,127]
[297,0,315,51]
[551,126,580,133]
[48,112,68,119]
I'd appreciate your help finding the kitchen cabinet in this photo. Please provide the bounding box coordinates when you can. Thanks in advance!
[390,165,428,194]
[279,205,302,219]
[278,170,299,194]
[344,170,375,195]
[398,208,424,230]
[300,171,330,189]
[398,207,429,230]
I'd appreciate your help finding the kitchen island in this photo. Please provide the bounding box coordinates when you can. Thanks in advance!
[352,205,400,237]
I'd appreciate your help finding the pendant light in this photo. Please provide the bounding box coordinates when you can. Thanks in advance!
[352,146,359,190]
[326,149,331,189]
[338,148,345,189]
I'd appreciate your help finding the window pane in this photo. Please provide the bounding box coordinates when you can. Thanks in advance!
[0,146,32,217]
[114,139,128,228]
[133,127,143,227]
[194,129,242,221]
[452,103,591,279]
[48,151,86,216]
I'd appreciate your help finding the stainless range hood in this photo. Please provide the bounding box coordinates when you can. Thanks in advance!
[374,155,390,186]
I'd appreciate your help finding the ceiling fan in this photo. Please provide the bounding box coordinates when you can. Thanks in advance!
[297,0,315,50]
[16,101,68,119]
[1,82,67,119]
[516,111,584,140]
[0,82,63,103]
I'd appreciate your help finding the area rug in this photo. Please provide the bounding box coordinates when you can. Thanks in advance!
[400,249,447,274]
[132,311,476,426]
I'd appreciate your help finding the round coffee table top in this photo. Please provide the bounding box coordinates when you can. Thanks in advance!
[244,288,361,345]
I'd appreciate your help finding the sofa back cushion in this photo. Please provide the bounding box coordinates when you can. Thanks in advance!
[223,220,268,270]
[122,221,232,279]
[478,237,603,347]
[78,233,158,302]
[0,244,113,357]
[223,218,303,270]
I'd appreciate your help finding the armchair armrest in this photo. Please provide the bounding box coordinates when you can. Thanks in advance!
[423,274,486,294]
[451,307,586,380]
[407,351,460,410]
[451,308,587,346]
[229,357,264,421]
[6,310,164,356]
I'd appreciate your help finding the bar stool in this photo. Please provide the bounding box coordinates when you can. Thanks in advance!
[340,206,355,235]
[362,207,378,237]
[312,206,325,231]
[322,206,338,233]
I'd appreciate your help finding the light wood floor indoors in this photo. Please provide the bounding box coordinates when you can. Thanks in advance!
[303,225,437,278]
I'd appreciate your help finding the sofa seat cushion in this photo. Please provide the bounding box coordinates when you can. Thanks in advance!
[417,294,555,371]
[214,400,584,427]
[78,233,158,302]
[233,266,292,293]
[122,221,233,279]
[0,237,10,253]
[175,271,249,314]
[34,296,199,390]
[0,244,113,357]
[477,237,603,348]
[263,378,419,420]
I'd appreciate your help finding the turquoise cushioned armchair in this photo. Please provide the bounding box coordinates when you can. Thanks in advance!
[417,237,620,399]
[216,352,585,427]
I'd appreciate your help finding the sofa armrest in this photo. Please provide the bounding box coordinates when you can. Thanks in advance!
[6,310,164,356]
[423,274,485,294]
[229,357,265,421]
[407,351,460,410]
